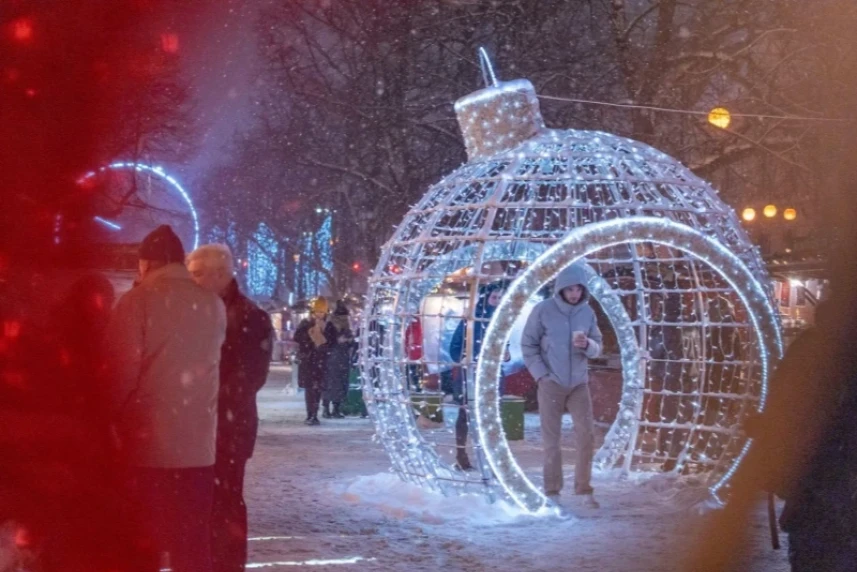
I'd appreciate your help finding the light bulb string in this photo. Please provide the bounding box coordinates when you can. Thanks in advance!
[537,94,851,123]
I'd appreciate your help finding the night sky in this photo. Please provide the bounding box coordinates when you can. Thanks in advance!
[171,0,269,186]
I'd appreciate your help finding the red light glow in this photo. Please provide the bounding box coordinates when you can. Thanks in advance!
[3,320,21,339]
[14,526,31,548]
[3,372,26,389]
[12,19,34,42]
[160,33,179,54]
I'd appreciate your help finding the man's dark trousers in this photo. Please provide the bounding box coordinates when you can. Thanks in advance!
[127,466,215,572]
[211,456,250,572]
[305,383,322,418]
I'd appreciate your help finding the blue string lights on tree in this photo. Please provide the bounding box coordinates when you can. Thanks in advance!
[295,210,333,299]
[358,57,782,515]
[247,223,280,298]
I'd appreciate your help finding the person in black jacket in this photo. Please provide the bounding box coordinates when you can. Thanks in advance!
[322,301,355,419]
[293,298,330,425]
[187,245,273,572]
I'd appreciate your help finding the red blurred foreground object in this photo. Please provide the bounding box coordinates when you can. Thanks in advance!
[160,32,179,54]
[3,320,22,340]
[15,525,31,548]
[12,18,34,42]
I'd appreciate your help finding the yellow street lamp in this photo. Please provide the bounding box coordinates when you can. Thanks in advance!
[763,204,777,218]
[708,107,732,129]
[783,207,797,221]
[742,207,756,222]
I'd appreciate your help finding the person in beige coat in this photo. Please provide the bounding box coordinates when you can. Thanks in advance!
[105,225,226,572]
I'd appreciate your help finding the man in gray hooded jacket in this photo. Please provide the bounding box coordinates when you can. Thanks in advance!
[521,261,603,507]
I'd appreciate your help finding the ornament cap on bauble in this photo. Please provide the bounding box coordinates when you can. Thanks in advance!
[454,50,544,162]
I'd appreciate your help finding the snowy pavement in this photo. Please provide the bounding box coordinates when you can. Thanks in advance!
[246,365,790,571]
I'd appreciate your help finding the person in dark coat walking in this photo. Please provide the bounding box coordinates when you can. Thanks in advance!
[322,301,355,419]
[449,281,507,471]
[187,245,273,572]
[294,298,329,425]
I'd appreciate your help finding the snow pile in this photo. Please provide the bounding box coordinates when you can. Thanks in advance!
[588,469,714,515]
[338,473,528,525]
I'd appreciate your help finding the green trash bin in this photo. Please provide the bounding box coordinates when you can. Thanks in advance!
[341,367,366,416]
[342,386,365,416]
[410,391,444,423]
[501,396,525,441]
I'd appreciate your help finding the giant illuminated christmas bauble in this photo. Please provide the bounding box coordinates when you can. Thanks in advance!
[359,77,781,514]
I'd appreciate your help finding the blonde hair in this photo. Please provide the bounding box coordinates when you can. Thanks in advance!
[186,243,234,275]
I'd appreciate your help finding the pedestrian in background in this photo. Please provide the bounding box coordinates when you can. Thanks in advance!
[105,225,226,571]
[294,298,329,425]
[187,244,273,572]
[449,282,506,471]
[322,300,355,419]
[404,315,424,392]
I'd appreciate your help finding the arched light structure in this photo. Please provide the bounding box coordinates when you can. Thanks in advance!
[79,161,200,250]
[475,218,781,514]
[359,72,781,515]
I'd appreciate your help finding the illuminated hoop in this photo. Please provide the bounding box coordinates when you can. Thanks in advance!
[360,241,637,498]
[474,217,783,514]
[79,161,200,250]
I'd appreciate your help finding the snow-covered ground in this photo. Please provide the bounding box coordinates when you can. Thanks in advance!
[247,365,790,571]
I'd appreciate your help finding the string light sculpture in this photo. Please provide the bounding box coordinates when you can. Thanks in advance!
[359,66,782,515]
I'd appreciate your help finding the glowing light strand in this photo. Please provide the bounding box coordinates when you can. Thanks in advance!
[79,162,200,250]
[474,217,782,514]
[94,216,122,231]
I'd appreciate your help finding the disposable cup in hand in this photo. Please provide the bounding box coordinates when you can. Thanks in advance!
[573,330,585,343]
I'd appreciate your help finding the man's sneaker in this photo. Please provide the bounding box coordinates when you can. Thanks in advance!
[309,417,321,426]
[579,494,600,509]
[545,492,561,503]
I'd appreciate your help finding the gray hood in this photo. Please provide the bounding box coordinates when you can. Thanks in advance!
[554,261,590,310]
